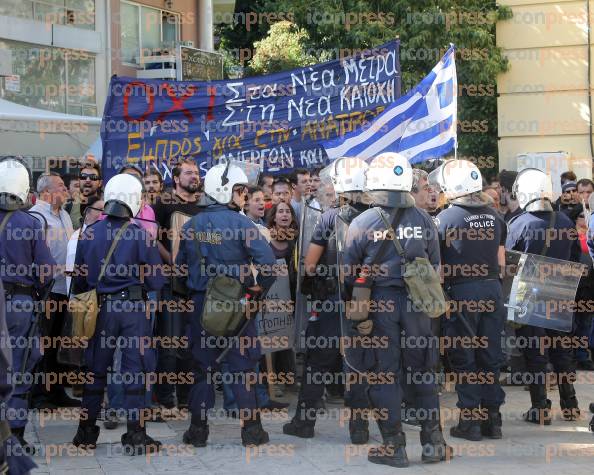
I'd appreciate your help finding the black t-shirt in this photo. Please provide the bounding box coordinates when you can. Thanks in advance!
[152,191,201,251]
[436,204,506,283]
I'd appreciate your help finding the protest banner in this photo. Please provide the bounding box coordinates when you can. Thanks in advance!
[101,40,400,182]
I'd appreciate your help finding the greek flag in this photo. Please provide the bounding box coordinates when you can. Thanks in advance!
[324,45,457,164]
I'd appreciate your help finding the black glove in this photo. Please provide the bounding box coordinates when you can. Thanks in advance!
[301,275,317,296]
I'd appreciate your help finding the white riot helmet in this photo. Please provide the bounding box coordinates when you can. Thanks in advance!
[365,152,413,192]
[204,161,249,205]
[428,159,482,201]
[103,174,142,218]
[0,157,30,210]
[327,157,368,194]
[512,168,553,212]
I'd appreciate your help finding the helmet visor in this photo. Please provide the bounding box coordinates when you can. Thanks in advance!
[227,160,260,186]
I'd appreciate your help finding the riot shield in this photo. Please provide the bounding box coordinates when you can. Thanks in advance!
[316,163,338,212]
[504,250,586,332]
[335,212,371,374]
[228,159,261,186]
[293,201,323,350]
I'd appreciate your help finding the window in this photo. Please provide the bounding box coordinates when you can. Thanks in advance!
[0,39,96,116]
[0,0,95,30]
[120,1,180,65]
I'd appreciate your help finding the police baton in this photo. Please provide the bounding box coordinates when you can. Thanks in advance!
[21,279,54,375]
[442,288,477,339]
[215,290,262,365]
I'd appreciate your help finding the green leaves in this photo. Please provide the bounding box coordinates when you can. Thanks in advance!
[217,0,510,175]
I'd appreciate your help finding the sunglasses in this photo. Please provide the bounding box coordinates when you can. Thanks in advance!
[80,173,99,181]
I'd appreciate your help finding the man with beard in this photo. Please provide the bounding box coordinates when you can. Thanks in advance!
[152,159,201,410]
[69,162,102,229]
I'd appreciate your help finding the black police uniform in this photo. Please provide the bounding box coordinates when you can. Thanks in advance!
[343,202,448,466]
[507,209,581,423]
[283,203,370,443]
[436,203,507,440]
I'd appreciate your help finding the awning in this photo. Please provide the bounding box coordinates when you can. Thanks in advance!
[0,98,101,157]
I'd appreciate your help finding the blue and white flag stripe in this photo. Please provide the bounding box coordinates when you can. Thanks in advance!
[324,45,457,164]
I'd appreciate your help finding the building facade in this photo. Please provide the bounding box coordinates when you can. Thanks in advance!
[497,0,593,178]
[0,0,229,175]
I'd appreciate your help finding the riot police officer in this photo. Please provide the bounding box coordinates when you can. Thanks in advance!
[283,157,370,444]
[71,174,165,455]
[343,152,450,467]
[507,169,581,424]
[0,280,37,474]
[177,161,276,448]
[0,157,55,454]
[431,159,507,440]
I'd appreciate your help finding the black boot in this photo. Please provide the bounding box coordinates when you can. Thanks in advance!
[368,422,409,468]
[481,406,503,439]
[524,384,552,425]
[241,415,269,447]
[283,404,315,439]
[121,421,161,456]
[11,427,35,455]
[349,412,369,445]
[420,420,453,463]
[401,402,420,426]
[558,382,580,421]
[450,412,482,441]
[183,419,209,447]
[72,423,100,449]
[589,414,594,432]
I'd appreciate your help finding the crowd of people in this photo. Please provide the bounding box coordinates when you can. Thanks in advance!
[0,153,594,472]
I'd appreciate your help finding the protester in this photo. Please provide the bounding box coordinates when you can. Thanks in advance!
[63,174,80,215]
[499,170,521,222]
[290,169,312,218]
[70,162,102,229]
[151,159,201,410]
[561,171,577,186]
[244,185,266,226]
[258,173,274,208]
[556,181,580,215]
[410,169,431,210]
[29,172,79,410]
[114,166,157,239]
[143,169,164,204]
[271,177,292,205]
[577,178,594,210]
[309,168,322,196]
[266,201,299,396]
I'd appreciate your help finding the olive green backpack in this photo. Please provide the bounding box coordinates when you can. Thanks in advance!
[376,208,446,319]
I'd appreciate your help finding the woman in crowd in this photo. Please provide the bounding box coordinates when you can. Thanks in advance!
[265,202,299,396]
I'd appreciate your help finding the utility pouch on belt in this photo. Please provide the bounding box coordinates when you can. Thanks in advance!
[69,222,130,339]
[345,208,403,323]
[376,209,446,319]
[346,276,372,321]
[192,233,246,336]
[201,275,246,336]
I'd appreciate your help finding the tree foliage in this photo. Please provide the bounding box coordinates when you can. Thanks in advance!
[248,21,324,75]
[218,0,513,174]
